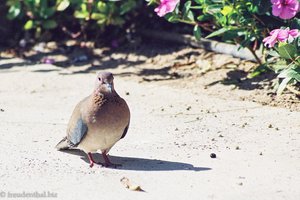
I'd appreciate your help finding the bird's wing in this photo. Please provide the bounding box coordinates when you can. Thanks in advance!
[66,98,89,146]
[120,122,129,139]
[118,97,130,139]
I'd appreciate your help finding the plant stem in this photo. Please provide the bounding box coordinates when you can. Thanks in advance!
[252,14,265,26]
[177,19,196,25]
[247,46,262,65]
[190,6,202,9]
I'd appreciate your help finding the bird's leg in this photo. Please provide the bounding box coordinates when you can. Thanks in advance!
[87,152,97,168]
[102,151,122,168]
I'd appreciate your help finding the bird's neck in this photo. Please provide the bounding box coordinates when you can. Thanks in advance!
[92,89,118,103]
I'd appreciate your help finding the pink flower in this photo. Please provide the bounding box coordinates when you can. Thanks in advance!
[271,0,299,19]
[154,0,179,17]
[288,29,300,38]
[263,28,299,48]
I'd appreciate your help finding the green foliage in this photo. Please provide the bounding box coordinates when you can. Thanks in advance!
[5,0,139,38]
[266,39,300,94]
[150,0,299,95]
[277,43,297,60]
[276,65,300,94]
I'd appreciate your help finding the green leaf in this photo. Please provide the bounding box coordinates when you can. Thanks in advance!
[222,29,245,41]
[205,4,223,14]
[120,0,136,15]
[211,0,223,3]
[97,2,107,13]
[205,27,228,38]
[165,13,180,23]
[267,50,280,58]
[91,13,106,20]
[74,10,89,19]
[247,64,269,78]
[276,77,292,94]
[183,1,192,14]
[193,0,202,4]
[183,1,193,20]
[271,59,288,73]
[97,19,106,25]
[277,43,297,60]
[221,6,233,16]
[185,11,195,21]
[193,25,201,41]
[24,20,34,30]
[197,14,211,21]
[80,3,87,12]
[278,65,300,81]
[42,20,57,29]
[7,2,21,20]
[57,0,70,11]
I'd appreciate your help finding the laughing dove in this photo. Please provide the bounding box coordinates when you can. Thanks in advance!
[56,72,130,168]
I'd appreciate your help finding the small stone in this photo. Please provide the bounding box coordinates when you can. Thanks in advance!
[259,152,263,156]
[186,106,191,111]
[0,109,4,112]
[236,146,240,150]
[268,124,273,128]
[241,122,248,128]
[125,92,130,95]
[210,153,216,158]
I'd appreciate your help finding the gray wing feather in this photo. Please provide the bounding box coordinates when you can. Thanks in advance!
[69,117,88,146]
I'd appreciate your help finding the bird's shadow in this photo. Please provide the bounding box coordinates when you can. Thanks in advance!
[60,149,211,172]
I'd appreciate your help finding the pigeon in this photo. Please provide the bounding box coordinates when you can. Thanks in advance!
[56,72,130,168]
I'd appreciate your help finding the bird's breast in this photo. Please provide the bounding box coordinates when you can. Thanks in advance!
[79,98,130,153]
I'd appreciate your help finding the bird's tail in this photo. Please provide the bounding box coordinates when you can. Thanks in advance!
[55,137,70,150]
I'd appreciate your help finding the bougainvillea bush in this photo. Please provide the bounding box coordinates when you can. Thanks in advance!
[148,0,300,94]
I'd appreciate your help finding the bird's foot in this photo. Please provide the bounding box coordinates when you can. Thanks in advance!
[101,152,122,168]
[91,161,121,168]
[89,162,94,168]
[88,152,100,168]
[87,152,121,168]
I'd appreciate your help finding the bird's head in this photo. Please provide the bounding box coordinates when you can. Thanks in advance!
[95,72,115,94]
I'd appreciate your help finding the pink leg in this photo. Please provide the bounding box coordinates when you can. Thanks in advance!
[87,152,96,168]
[102,151,122,168]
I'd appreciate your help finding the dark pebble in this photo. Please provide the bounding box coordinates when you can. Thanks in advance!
[210,153,216,158]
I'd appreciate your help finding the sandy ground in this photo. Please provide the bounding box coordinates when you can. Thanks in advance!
[0,59,300,200]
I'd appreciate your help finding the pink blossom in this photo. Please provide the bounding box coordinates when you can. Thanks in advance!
[271,0,299,19]
[154,0,179,17]
[263,28,299,48]
[288,29,300,38]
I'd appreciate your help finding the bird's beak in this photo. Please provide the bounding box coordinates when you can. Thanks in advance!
[106,83,113,92]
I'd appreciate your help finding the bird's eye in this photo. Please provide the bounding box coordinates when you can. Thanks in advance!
[98,77,102,81]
